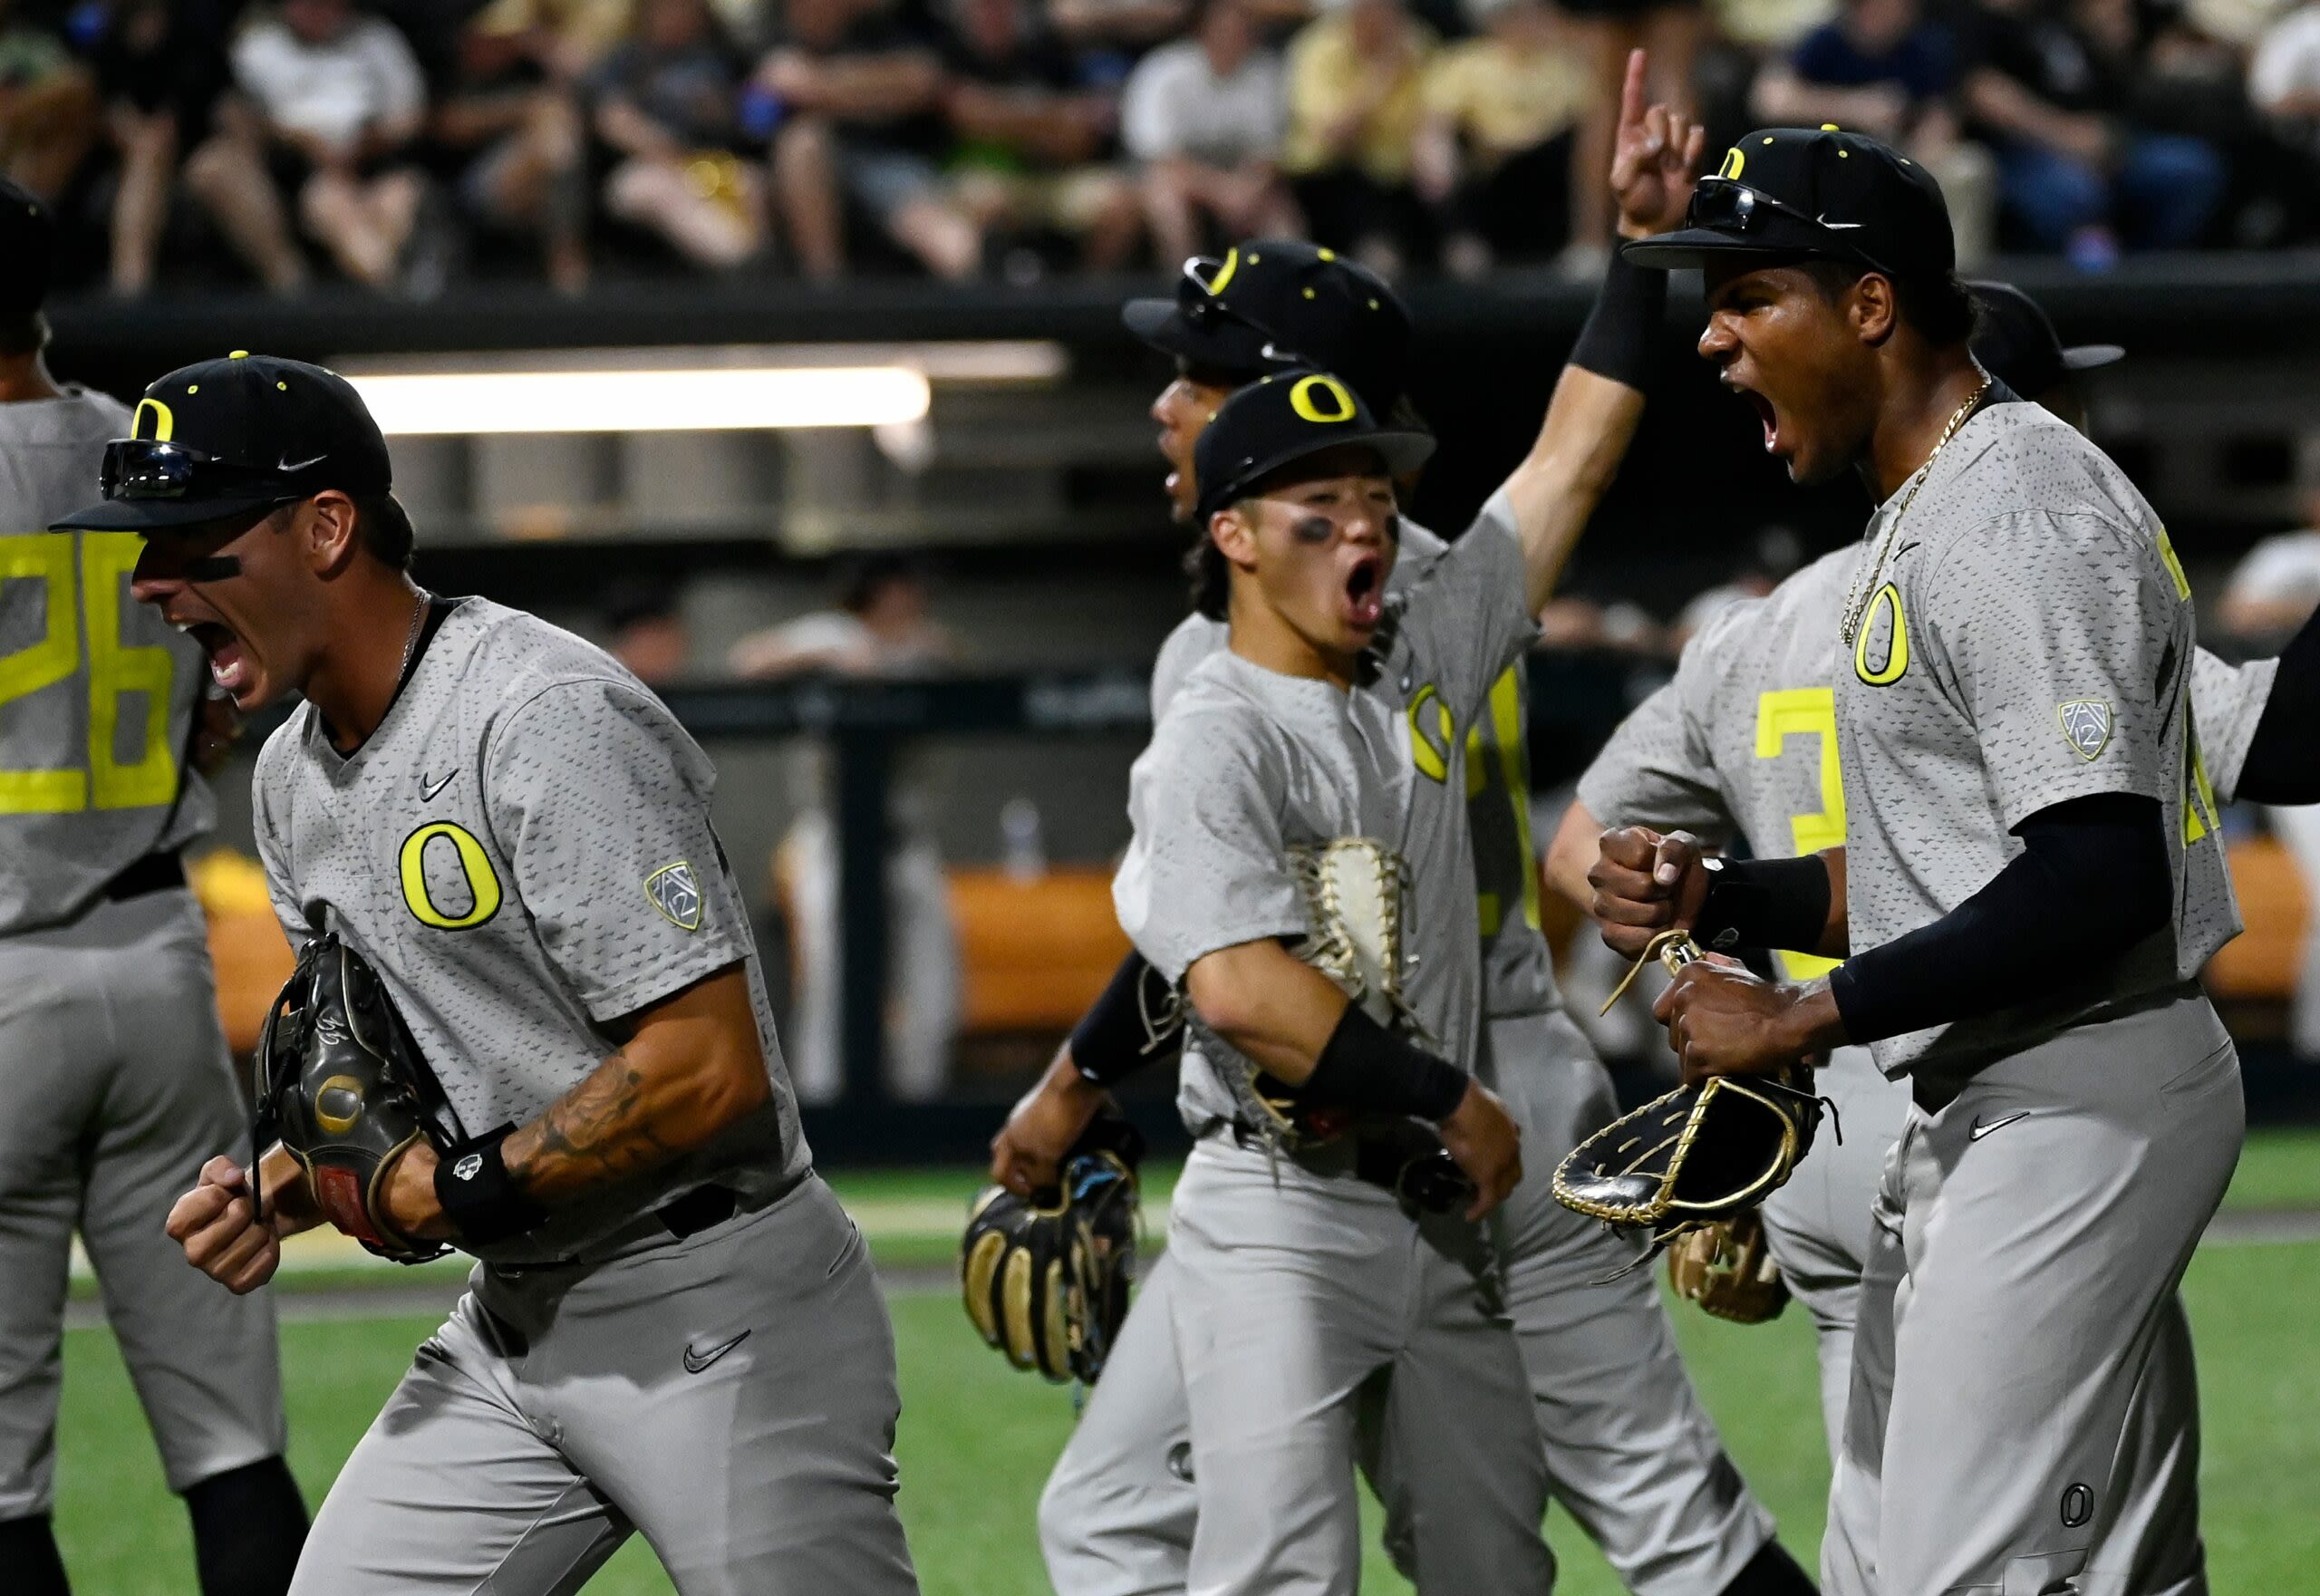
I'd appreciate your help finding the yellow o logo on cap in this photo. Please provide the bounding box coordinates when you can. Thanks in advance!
[1205,246,1240,298]
[131,397,174,441]
[1718,147,1745,180]
[1289,375,1358,425]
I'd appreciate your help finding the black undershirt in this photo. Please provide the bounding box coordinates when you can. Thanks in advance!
[1825,792,2174,1045]
[2234,605,2320,804]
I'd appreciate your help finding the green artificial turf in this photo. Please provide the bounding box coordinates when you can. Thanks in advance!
[53,1233,2320,1594]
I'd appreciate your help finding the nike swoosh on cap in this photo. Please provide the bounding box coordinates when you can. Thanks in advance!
[1817,218,1864,229]
[278,454,327,472]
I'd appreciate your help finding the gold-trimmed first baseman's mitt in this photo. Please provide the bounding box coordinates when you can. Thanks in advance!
[1217,837,1421,1151]
[1552,933,1828,1260]
[252,933,452,1263]
[1665,1210,1790,1323]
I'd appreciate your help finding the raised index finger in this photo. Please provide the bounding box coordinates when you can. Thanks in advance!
[1618,47,1648,140]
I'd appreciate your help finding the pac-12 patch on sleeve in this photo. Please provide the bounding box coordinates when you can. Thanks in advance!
[645,861,704,931]
[2058,700,2113,761]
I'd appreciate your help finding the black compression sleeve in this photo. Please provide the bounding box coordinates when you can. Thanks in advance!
[1300,1005,1470,1122]
[1826,793,2172,1045]
[1568,250,1666,392]
[2235,614,2320,803]
[1068,952,1185,1087]
[1693,854,1834,956]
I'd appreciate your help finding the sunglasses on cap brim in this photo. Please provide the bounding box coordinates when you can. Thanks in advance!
[99,438,302,505]
[1685,179,1890,273]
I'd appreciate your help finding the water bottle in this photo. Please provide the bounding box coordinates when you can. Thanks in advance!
[1001,797,1045,883]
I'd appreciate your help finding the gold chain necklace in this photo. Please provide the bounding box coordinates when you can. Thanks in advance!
[1839,376,1991,648]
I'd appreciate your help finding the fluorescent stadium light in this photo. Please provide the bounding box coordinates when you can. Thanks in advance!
[348,366,933,435]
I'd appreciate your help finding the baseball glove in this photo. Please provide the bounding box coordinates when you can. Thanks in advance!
[1221,837,1420,1151]
[252,933,451,1264]
[1666,1211,1790,1323]
[962,1111,1145,1383]
[1554,933,1828,1249]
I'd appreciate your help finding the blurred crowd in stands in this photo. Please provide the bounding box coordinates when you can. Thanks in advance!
[7,0,2320,295]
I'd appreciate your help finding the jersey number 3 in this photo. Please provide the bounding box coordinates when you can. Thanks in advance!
[0,533,178,814]
[1754,687,1844,980]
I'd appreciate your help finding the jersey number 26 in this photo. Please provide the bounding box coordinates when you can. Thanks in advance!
[0,533,179,814]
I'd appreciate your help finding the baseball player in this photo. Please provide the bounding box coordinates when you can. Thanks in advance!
[0,188,305,1596]
[1000,63,1814,1596]
[1602,128,2245,1596]
[69,354,918,1596]
[1107,353,1575,1594]
[1547,276,2277,1457]
[1552,277,2320,1596]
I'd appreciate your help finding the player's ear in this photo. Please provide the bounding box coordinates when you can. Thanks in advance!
[299,490,363,576]
[1852,271,1900,346]
[1211,503,1259,576]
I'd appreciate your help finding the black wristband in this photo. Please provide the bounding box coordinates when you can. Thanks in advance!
[1693,854,1833,956]
[1069,952,1185,1087]
[1301,1005,1470,1122]
[433,1126,549,1245]
[1568,249,1666,392]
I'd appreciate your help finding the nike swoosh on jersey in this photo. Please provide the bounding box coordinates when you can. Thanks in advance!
[682,1330,751,1374]
[1968,1110,2030,1141]
[1818,218,1864,229]
[420,771,457,801]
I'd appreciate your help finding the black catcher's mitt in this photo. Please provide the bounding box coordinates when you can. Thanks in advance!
[1555,933,1829,1250]
[253,933,451,1263]
[962,1111,1144,1383]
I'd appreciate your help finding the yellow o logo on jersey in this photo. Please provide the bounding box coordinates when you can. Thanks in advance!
[1290,375,1358,425]
[1852,584,1909,686]
[1407,683,1454,783]
[398,821,503,930]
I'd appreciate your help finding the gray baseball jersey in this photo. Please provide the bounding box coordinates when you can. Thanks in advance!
[1146,518,1561,1021]
[0,388,212,934]
[1116,493,1539,1129]
[1573,543,2245,1564]
[1833,398,2238,1079]
[252,597,808,1265]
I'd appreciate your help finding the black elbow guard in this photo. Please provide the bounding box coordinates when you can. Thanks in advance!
[1069,953,1185,1087]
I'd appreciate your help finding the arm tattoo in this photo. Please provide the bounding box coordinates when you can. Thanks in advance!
[503,1047,681,1205]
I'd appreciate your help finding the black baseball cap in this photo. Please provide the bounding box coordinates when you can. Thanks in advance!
[52,353,393,533]
[0,177,53,314]
[1194,368,1434,524]
[1624,125,1954,279]
[1966,280,2123,398]
[1125,242,1413,412]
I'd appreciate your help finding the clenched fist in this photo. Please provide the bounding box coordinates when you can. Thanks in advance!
[1436,1079,1523,1222]
[1588,826,1712,957]
[166,1152,314,1294]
